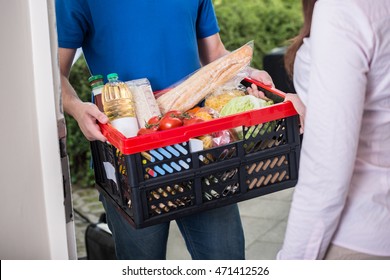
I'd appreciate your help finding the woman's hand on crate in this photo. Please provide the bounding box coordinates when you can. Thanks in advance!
[246,68,274,100]
[246,83,271,101]
[247,67,274,88]
[284,93,306,134]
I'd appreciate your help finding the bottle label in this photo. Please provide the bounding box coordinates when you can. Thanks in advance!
[111,117,139,138]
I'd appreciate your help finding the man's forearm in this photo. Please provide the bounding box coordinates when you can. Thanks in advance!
[60,74,83,119]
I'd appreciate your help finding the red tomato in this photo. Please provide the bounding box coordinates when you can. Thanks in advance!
[159,116,183,130]
[164,110,184,119]
[183,116,204,126]
[147,115,162,126]
[137,125,159,136]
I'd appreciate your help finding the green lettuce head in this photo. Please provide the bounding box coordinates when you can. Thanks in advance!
[220,95,274,139]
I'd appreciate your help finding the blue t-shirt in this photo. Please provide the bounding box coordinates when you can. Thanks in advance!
[56,0,220,90]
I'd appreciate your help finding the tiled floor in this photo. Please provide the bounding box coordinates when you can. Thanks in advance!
[72,185,294,260]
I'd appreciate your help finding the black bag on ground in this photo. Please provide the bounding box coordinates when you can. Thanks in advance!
[85,213,117,260]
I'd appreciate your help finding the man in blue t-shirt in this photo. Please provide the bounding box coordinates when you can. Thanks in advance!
[56,0,273,260]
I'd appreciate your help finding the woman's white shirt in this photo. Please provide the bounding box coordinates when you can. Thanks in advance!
[293,37,311,105]
[278,0,390,259]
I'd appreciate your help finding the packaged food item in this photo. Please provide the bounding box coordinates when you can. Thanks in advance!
[126,78,161,128]
[88,74,104,111]
[189,138,204,152]
[197,135,214,149]
[212,130,232,147]
[205,88,246,113]
[156,41,254,114]
[193,107,218,121]
[102,73,139,138]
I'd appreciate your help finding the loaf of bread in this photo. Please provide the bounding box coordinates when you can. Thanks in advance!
[157,42,253,114]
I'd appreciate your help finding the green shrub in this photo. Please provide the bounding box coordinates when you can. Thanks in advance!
[66,0,302,187]
[214,0,302,69]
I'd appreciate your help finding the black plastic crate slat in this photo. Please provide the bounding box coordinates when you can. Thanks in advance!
[245,152,294,191]
[142,181,196,218]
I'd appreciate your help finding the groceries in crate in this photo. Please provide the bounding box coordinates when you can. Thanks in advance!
[137,125,159,136]
[136,88,274,147]
[96,74,163,137]
[205,88,246,113]
[182,114,206,126]
[156,41,254,114]
[101,73,139,137]
[220,95,274,117]
[192,130,237,151]
[137,110,205,136]
[197,135,214,149]
[219,95,274,140]
[158,110,185,130]
[97,41,274,146]
[190,107,217,121]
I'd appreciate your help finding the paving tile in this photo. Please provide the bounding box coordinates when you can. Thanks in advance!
[259,220,288,244]
[166,222,191,260]
[245,241,282,260]
[238,196,292,220]
[241,216,278,248]
[266,187,295,201]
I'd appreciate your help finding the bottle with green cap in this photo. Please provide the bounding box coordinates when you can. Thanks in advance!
[88,74,104,111]
[102,73,139,137]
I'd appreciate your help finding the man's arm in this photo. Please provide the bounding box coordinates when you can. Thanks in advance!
[197,33,228,65]
[58,48,108,141]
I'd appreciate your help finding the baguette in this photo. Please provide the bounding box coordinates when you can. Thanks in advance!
[157,43,253,114]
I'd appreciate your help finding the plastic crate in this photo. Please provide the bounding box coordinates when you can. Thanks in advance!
[90,78,300,228]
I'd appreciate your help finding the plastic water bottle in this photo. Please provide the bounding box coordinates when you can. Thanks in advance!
[88,74,104,111]
[102,73,139,137]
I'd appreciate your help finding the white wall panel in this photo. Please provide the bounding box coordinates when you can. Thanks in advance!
[0,0,70,259]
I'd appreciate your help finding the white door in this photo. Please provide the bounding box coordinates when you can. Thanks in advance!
[0,0,76,259]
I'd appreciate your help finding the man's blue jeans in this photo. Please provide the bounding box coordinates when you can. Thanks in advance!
[100,195,245,260]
